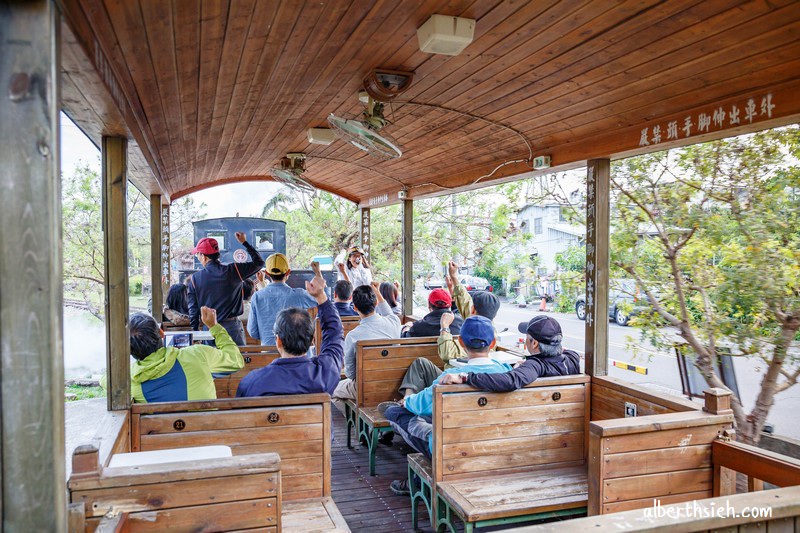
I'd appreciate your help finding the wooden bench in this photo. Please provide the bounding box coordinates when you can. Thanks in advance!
[345,336,444,476]
[408,375,591,532]
[214,344,280,398]
[67,410,282,532]
[130,394,349,532]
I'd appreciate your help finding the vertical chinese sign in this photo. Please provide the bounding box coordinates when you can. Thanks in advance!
[161,206,170,293]
[585,159,610,376]
[360,207,371,261]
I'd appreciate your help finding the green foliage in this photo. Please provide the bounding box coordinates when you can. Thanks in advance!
[129,275,144,296]
[65,385,106,401]
[611,126,800,442]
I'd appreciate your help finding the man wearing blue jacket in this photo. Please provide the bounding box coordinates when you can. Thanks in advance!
[236,265,343,397]
[188,232,264,345]
[384,316,510,494]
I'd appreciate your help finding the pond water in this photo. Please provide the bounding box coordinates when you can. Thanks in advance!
[63,307,106,379]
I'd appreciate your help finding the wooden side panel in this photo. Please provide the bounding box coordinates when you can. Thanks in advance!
[590,376,700,421]
[135,403,325,501]
[589,414,732,515]
[356,338,443,407]
[437,384,587,482]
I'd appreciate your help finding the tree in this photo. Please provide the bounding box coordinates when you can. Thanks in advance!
[611,127,800,444]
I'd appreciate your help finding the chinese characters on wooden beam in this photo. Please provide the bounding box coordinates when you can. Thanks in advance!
[585,159,610,377]
[161,205,170,291]
[360,207,370,261]
[639,93,776,148]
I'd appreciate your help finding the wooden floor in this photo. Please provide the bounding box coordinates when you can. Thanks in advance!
[330,411,583,532]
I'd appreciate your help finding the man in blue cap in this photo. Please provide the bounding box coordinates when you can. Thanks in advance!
[384,315,512,495]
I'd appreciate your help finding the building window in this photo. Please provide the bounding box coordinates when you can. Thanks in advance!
[559,206,570,222]
[534,217,543,235]
[538,267,548,275]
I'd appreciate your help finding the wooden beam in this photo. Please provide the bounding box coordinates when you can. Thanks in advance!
[102,136,130,410]
[360,207,371,261]
[712,439,800,488]
[585,159,610,377]
[160,203,170,303]
[150,195,163,319]
[401,199,413,316]
[0,1,66,529]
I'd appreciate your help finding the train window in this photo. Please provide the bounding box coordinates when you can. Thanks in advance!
[207,232,226,251]
[254,231,274,252]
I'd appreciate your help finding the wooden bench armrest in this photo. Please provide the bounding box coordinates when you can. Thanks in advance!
[712,439,800,487]
[589,410,733,437]
[69,453,280,490]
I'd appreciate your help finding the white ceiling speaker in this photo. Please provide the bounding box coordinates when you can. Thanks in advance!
[307,128,335,145]
[417,15,475,56]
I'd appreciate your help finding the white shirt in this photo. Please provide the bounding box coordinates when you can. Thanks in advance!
[342,264,373,288]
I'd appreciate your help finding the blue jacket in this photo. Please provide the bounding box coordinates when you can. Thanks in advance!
[334,301,359,317]
[247,282,318,346]
[236,299,344,397]
[187,241,264,330]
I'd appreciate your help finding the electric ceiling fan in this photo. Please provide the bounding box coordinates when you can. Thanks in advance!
[327,94,402,160]
[269,153,315,193]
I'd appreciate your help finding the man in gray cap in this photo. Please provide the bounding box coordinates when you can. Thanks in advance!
[440,314,581,390]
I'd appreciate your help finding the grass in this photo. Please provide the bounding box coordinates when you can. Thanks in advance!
[65,385,106,401]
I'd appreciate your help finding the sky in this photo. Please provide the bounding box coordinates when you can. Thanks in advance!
[60,112,283,218]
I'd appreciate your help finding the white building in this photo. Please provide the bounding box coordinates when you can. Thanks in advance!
[516,203,583,276]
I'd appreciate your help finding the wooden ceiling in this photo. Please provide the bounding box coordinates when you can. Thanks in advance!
[59,0,800,206]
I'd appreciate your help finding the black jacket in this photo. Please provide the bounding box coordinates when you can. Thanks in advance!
[402,307,463,338]
[187,241,265,330]
[465,349,581,392]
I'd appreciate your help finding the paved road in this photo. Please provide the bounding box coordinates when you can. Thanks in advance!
[415,294,800,440]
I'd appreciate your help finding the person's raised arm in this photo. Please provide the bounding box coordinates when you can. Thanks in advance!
[200,306,244,372]
[187,280,200,331]
[307,262,344,368]
[437,312,463,364]
[235,231,265,277]
[336,261,350,283]
[447,260,472,319]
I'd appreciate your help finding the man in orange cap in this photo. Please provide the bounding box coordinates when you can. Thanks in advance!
[187,232,264,345]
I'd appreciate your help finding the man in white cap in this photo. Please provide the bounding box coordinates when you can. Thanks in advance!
[248,253,317,346]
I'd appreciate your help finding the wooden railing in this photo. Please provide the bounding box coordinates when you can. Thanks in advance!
[712,438,800,494]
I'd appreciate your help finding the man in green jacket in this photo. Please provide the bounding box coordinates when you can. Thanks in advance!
[102,306,244,403]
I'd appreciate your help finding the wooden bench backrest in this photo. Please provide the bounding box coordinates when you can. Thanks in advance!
[314,314,359,352]
[356,336,443,407]
[433,375,591,483]
[131,394,331,501]
[215,346,280,398]
[588,388,734,515]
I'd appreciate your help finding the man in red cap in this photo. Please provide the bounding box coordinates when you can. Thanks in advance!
[401,288,463,338]
[187,232,265,345]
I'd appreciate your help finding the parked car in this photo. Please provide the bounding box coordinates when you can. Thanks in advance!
[424,272,444,290]
[575,279,648,326]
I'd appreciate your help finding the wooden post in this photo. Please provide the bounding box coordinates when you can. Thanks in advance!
[703,387,733,414]
[401,199,414,316]
[360,207,371,261]
[102,136,131,410]
[150,195,163,318]
[585,159,610,377]
[0,1,66,529]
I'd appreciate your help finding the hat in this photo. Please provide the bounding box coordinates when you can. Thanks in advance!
[428,288,452,308]
[265,253,290,275]
[192,237,219,255]
[348,246,365,256]
[471,291,501,320]
[518,315,563,345]
[460,316,495,349]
